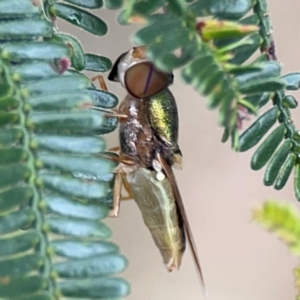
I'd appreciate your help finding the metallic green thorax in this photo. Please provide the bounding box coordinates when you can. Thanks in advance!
[148,88,180,153]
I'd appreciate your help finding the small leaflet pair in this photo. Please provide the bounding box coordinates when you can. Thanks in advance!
[108,46,206,296]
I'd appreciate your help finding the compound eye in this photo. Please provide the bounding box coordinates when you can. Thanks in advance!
[124,62,170,98]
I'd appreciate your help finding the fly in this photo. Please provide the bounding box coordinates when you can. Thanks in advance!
[97,46,206,295]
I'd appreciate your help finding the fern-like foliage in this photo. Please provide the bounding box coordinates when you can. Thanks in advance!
[253,200,300,298]
[238,2,300,200]
[117,0,300,201]
[118,0,284,149]
[0,1,129,299]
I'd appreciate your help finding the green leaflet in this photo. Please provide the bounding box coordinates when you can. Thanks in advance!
[50,3,108,36]
[45,195,109,220]
[52,33,85,71]
[0,0,129,299]
[189,0,252,19]
[105,0,123,9]
[253,200,300,254]
[12,62,64,81]
[0,164,30,189]
[28,92,94,111]
[282,72,300,90]
[25,74,92,96]
[0,209,35,234]
[51,240,119,258]
[0,112,19,127]
[85,54,112,72]
[0,148,27,165]
[0,276,48,298]
[33,134,106,154]
[230,34,261,64]
[0,19,52,40]
[282,95,298,109]
[263,140,292,186]
[88,88,119,108]
[2,42,71,62]
[294,164,300,201]
[28,111,104,134]
[39,153,116,180]
[46,217,111,238]
[239,107,278,152]
[251,124,285,170]
[54,254,128,278]
[0,0,42,18]
[0,230,40,257]
[12,293,52,300]
[0,254,44,277]
[63,0,103,9]
[41,173,111,199]
[0,187,33,213]
[58,278,130,299]
[274,153,296,190]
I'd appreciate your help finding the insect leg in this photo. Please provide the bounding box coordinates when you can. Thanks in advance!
[91,74,108,91]
[109,168,122,218]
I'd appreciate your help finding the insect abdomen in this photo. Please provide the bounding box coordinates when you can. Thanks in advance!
[127,167,185,271]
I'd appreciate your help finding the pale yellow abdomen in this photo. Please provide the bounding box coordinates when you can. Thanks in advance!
[127,168,185,271]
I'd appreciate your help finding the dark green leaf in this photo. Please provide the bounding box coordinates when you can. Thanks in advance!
[55,254,127,277]
[34,134,106,154]
[85,54,112,72]
[282,72,300,90]
[13,62,63,81]
[0,209,35,235]
[295,163,300,200]
[239,107,278,152]
[264,140,292,186]
[0,148,27,165]
[41,174,110,199]
[45,195,109,220]
[0,276,47,298]
[28,92,93,111]
[88,88,119,108]
[29,111,104,134]
[46,217,111,238]
[39,153,116,180]
[25,74,92,96]
[0,230,39,257]
[0,128,23,147]
[251,125,285,170]
[134,17,182,46]
[282,95,298,109]
[0,19,52,41]
[166,0,185,15]
[0,254,44,277]
[51,240,119,258]
[189,0,252,19]
[59,277,130,298]
[0,187,33,213]
[105,0,122,9]
[52,33,85,71]
[0,112,19,127]
[94,116,118,134]
[63,0,103,8]
[51,3,107,36]
[0,164,30,189]
[2,42,70,62]
[230,34,260,64]
[235,62,281,85]
[274,153,296,190]
[0,0,41,18]
[239,78,284,95]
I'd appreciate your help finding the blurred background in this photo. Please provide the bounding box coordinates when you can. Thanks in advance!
[59,1,300,299]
